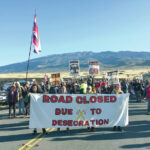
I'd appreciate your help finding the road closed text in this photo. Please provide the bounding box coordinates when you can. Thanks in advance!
[43,95,117,104]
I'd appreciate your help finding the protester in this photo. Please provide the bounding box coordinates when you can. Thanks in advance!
[133,80,142,102]
[74,82,80,94]
[8,85,17,118]
[146,81,150,115]
[59,82,67,94]
[111,84,123,131]
[15,82,25,115]
[87,86,93,94]
[30,83,47,135]
[111,84,123,94]
[45,81,51,92]
[86,85,96,132]
[24,92,30,117]
[80,80,87,94]
[40,82,46,93]
[121,80,128,93]
[5,75,145,134]
[95,81,101,93]
[92,84,97,94]
[101,85,108,94]
[23,82,30,117]
[57,82,69,133]
[49,85,58,94]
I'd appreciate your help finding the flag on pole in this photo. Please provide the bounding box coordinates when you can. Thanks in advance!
[44,73,48,83]
[32,14,41,54]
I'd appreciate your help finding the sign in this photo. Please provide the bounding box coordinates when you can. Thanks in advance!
[89,61,100,76]
[29,94,129,128]
[51,73,61,87]
[69,61,80,77]
[107,71,119,85]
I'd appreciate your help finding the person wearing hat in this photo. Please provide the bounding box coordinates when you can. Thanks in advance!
[15,82,25,115]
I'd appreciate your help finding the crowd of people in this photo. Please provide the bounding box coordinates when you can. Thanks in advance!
[6,77,150,134]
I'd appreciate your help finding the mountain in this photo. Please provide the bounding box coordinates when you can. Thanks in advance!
[1,51,150,73]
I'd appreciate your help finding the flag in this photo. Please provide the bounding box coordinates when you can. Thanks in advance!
[32,14,41,54]
[44,73,48,83]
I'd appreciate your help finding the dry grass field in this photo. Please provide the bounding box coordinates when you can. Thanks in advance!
[0,68,149,80]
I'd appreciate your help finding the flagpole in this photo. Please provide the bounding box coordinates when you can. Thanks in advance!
[26,10,40,81]
[26,33,33,82]
[26,12,35,82]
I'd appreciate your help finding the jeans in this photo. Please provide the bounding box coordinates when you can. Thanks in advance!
[148,100,150,113]
[18,98,25,114]
[9,102,16,116]
[135,91,141,102]
[24,102,30,115]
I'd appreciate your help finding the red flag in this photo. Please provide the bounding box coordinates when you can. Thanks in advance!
[44,73,48,83]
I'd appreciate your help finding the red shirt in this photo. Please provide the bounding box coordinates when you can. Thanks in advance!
[101,82,107,87]
[146,86,150,99]
[96,82,101,88]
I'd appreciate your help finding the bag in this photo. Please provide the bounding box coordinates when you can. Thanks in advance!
[24,95,30,104]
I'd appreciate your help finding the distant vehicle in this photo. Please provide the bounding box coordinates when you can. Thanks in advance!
[0,91,7,104]
[3,83,11,91]
[18,80,26,87]
[18,80,32,87]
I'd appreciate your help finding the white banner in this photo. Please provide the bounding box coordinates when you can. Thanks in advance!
[29,94,129,128]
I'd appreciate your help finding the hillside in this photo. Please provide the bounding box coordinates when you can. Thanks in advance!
[0,51,150,73]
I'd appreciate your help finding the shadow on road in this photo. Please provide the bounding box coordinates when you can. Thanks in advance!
[129,109,147,116]
[47,120,150,142]
[0,120,29,132]
[0,132,33,143]
[121,143,150,149]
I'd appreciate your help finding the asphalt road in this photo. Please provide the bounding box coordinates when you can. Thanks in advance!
[0,98,150,150]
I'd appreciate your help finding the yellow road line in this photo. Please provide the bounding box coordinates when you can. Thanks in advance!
[26,128,55,150]
[0,105,7,108]
[18,128,55,150]
[18,132,43,150]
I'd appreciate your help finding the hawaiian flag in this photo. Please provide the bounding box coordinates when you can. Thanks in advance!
[32,14,41,54]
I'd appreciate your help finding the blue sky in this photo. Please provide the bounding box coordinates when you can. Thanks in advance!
[0,0,150,66]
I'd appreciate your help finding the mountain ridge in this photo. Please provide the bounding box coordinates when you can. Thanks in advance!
[1,51,150,73]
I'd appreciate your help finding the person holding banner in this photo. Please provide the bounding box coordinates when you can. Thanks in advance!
[57,82,70,133]
[40,82,46,93]
[87,86,93,94]
[146,81,150,115]
[86,85,96,132]
[30,84,48,135]
[59,82,67,94]
[111,84,123,131]
[92,84,97,94]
